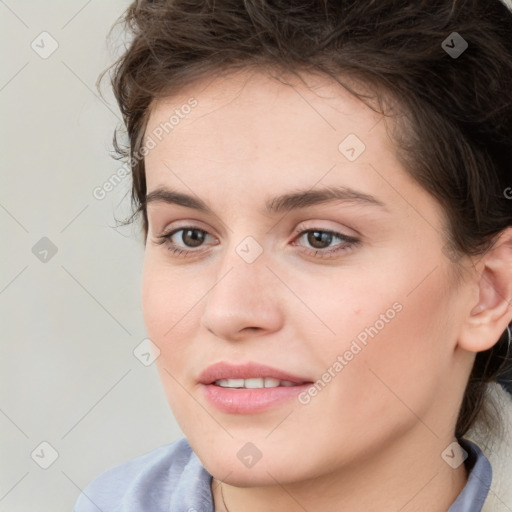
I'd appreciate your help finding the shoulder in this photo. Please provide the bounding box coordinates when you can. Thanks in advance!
[72,436,213,512]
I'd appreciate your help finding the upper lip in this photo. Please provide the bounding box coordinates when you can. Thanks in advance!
[198,361,312,385]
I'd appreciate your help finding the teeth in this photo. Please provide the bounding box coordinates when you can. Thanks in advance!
[214,378,299,388]
[245,378,268,389]
[216,378,245,388]
[265,378,283,387]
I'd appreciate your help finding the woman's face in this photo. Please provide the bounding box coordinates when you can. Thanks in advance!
[141,70,474,486]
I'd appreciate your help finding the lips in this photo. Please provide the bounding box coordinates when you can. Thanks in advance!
[197,361,312,385]
[199,361,314,414]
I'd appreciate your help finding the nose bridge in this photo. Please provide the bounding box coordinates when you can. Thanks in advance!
[209,234,270,307]
[212,212,271,291]
[200,232,283,337]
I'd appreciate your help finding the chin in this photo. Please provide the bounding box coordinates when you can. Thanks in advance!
[197,444,310,487]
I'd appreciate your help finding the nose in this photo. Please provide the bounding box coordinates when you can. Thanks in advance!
[199,243,284,342]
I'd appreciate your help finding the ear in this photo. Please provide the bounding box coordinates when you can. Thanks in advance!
[458,227,512,353]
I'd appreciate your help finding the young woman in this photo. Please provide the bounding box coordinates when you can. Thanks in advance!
[74,1,512,511]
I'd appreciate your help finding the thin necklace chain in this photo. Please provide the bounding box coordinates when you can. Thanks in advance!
[220,482,231,512]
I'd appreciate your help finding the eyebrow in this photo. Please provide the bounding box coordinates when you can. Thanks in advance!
[145,185,387,215]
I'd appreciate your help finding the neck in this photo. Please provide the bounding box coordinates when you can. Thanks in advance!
[211,427,468,512]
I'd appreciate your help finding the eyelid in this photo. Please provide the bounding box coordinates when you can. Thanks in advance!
[292,225,357,241]
[155,225,218,247]
[292,220,360,239]
[154,217,214,234]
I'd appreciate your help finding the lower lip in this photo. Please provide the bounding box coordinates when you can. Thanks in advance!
[201,383,312,414]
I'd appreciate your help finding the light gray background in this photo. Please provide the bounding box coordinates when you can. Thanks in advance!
[0,2,182,511]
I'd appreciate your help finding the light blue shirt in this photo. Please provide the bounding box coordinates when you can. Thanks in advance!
[73,436,492,512]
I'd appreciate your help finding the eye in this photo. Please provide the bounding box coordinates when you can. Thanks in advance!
[291,227,359,259]
[153,225,359,260]
[154,226,216,257]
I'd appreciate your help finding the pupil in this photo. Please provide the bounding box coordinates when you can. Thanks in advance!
[308,231,331,249]
[183,229,204,247]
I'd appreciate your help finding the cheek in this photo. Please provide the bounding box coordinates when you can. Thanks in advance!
[319,265,454,435]
[141,261,169,341]
[141,258,198,412]
[141,254,197,340]
[298,247,450,378]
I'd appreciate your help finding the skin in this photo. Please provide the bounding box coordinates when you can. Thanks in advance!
[140,69,512,512]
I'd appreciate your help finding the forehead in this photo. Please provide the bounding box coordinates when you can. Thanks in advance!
[143,69,401,188]
[145,69,387,148]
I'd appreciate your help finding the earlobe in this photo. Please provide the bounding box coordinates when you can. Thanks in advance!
[459,228,512,353]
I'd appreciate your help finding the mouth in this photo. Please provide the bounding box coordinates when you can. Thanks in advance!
[198,361,312,386]
[198,361,314,414]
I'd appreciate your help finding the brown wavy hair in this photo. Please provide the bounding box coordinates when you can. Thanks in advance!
[98,0,512,438]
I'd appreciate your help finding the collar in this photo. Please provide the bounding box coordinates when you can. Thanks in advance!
[447,438,492,511]
[468,382,512,512]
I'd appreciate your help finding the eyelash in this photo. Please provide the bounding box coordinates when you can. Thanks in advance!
[154,225,359,260]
